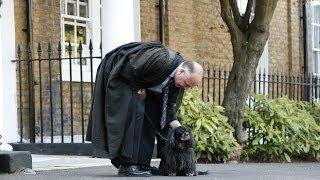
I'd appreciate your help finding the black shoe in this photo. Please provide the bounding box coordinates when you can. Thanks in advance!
[140,165,162,175]
[118,165,152,177]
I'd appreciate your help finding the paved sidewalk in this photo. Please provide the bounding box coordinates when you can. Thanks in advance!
[31,154,161,171]
[1,155,320,180]
[31,154,112,171]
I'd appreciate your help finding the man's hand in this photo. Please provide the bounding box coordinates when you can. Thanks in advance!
[169,120,181,128]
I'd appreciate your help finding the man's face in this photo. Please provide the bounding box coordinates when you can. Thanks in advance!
[174,68,202,89]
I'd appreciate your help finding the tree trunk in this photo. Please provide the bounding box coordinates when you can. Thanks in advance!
[222,50,251,144]
[223,29,270,144]
[219,0,278,145]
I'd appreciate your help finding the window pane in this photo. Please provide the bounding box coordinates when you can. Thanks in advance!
[65,24,75,43]
[79,0,88,3]
[314,26,320,49]
[77,26,86,44]
[79,4,89,18]
[64,18,74,22]
[67,2,76,15]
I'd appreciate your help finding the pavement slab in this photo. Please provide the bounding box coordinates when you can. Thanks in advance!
[1,155,320,179]
[1,158,320,180]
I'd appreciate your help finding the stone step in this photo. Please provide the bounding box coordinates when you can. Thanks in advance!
[0,151,32,173]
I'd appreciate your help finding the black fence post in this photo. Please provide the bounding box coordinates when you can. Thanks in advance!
[58,42,64,143]
[312,76,318,100]
[213,66,216,103]
[68,41,74,143]
[17,45,23,143]
[27,43,36,143]
[48,43,54,143]
[78,42,85,143]
[89,40,94,98]
[207,66,210,102]
[37,43,44,143]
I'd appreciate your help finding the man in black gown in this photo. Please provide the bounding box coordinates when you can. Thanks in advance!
[86,41,203,176]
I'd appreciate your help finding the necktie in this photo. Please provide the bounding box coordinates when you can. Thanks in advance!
[160,80,171,129]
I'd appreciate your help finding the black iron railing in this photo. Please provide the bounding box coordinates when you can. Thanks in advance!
[12,40,102,148]
[11,41,320,155]
[201,67,317,105]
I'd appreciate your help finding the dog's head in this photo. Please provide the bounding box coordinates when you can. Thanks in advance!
[169,125,195,150]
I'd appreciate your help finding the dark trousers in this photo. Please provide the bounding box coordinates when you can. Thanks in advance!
[138,90,169,166]
[112,91,168,168]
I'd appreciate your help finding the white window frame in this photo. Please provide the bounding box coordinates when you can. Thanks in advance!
[311,1,320,75]
[61,0,101,82]
[305,0,320,102]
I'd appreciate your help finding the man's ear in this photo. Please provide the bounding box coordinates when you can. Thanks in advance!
[176,67,185,75]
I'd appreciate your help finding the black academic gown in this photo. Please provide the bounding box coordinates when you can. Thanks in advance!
[86,41,182,160]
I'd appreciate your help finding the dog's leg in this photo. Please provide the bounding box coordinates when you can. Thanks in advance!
[168,173,177,176]
[185,172,195,176]
[180,160,197,176]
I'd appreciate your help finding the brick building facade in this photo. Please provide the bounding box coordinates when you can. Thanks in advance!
[10,0,307,142]
[141,0,303,74]
[15,0,305,73]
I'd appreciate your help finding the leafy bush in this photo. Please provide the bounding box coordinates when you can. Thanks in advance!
[178,88,320,163]
[243,94,320,162]
[178,87,239,162]
[305,102,320,125]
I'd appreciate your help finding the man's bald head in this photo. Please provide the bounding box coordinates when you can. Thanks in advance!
[174,61,203,89]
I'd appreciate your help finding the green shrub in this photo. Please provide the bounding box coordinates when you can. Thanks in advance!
[178,87,239,162]
[305,102,320,125]
[243,94,320,162]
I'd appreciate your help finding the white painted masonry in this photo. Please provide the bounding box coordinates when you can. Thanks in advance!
[0,0,19,143]
[101,0,141,55]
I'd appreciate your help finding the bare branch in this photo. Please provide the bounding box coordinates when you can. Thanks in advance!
[241,0,254,30]
[229,0,242,28]
[247,0,278,58]
[250,0,278,33]
[219,0,243,44]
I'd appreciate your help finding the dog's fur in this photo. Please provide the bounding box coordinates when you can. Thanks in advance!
[160,126,197,176]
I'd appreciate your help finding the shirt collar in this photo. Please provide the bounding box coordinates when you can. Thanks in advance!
[170,67,178,78]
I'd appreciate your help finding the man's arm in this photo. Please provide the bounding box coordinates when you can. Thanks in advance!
[166,87,184,128]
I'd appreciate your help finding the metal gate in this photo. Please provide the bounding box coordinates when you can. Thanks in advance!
[11,41,104,156]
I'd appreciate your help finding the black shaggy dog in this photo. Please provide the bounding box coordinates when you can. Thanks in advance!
[160,126,197,176]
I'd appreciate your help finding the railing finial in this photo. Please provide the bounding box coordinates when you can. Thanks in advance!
[89,39,93,50]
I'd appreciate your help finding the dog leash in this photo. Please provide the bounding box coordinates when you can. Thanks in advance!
[144,113,169,142]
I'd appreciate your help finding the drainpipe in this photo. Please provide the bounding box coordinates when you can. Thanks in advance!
[159,0,165,44]
[26,0,35,143]
[26,0,33,44]
[302,3,307,76]
[301,3,309,101]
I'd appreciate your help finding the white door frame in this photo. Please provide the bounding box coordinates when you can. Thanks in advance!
[0,0,19,143]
